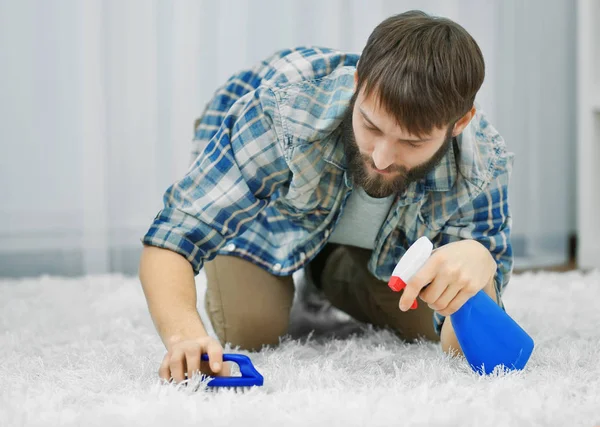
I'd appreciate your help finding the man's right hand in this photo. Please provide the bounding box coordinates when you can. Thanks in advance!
[159,336,231,383]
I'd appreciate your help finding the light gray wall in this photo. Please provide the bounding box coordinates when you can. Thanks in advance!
[0,0,577,277]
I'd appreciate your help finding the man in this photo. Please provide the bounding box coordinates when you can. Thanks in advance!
[139,10,514,383]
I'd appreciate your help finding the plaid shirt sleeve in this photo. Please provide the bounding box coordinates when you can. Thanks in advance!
[431,149,514,334]
[436,149,514,302]
[142,87,290,274]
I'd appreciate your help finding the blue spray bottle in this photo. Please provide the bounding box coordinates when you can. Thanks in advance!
[388,236,534,375]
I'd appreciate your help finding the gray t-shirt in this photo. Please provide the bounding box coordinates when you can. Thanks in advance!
[329,187,395,249]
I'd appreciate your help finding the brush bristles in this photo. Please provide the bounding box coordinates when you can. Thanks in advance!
[205,386,252,393]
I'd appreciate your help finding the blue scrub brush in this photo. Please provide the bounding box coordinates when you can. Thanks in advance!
[200,353,264,391]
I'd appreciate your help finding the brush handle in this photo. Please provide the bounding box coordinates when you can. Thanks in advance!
[200,353,264,387]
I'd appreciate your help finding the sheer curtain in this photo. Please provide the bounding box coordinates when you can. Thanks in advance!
[0,0,576,277]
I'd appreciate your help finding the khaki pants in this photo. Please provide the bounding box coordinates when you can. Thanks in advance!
[204,245,440,351]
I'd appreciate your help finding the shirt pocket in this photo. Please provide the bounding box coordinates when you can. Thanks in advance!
[422,187,470,230]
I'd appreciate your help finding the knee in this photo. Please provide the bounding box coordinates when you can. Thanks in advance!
[390,315,441,343]
[213,309,290,352]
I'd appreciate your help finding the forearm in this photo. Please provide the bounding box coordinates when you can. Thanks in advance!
[139,245,208,350]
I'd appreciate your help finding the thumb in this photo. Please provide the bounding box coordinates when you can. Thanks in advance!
[205,340,224,373]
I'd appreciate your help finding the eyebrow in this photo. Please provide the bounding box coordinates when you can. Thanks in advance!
[359,107,430,143]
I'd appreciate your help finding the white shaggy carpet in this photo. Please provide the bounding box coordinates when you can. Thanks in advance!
[1,269,600,427]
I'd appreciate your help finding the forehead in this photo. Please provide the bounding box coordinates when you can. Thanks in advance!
[356,88,447,139]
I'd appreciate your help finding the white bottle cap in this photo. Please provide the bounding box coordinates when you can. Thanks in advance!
[388,236,433,292]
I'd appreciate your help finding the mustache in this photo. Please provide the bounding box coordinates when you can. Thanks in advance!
[362,155,405,175]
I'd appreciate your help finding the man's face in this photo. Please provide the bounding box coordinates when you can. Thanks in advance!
[341,88,454,198]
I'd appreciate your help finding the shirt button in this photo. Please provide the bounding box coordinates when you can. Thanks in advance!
[324,229,330,238]
[273,263,282,272]
[300,252,306,262]
[226,243,236,251]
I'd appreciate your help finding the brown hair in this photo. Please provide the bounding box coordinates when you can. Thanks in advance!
[356,10,485,137]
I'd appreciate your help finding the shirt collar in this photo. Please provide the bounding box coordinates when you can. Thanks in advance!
[422,137,458,192]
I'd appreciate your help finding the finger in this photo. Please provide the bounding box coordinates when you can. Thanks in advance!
[220,362,232,377]
[205,340,224,374]
[169,349,187,383]
[200,359,232,377]
[438,289,473,317]
[399,256,438,311]
[158,353,171,381]
[185,348,201,380]
[429,282,461,312]
[419,275,449,305]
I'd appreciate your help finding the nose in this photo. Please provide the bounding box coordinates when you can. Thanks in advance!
[371,140,396,170]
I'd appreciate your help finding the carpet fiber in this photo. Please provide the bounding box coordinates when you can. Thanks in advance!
[1,269,599,426]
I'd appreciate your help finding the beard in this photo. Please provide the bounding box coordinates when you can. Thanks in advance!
[340,95,452,198]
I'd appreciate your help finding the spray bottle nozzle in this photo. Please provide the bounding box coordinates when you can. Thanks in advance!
[387,276,407,292]
[388,236,434,309]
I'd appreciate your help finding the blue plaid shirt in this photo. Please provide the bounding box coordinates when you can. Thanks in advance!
[143,47,514,334]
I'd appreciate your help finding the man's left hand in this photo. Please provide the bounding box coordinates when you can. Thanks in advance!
[398,239,497,316]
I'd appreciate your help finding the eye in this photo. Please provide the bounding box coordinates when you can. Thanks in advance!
[405,141,421,148]
[364,124,380,133]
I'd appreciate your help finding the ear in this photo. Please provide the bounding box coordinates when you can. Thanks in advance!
[451,106,476,136]
[354,69,359,89]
